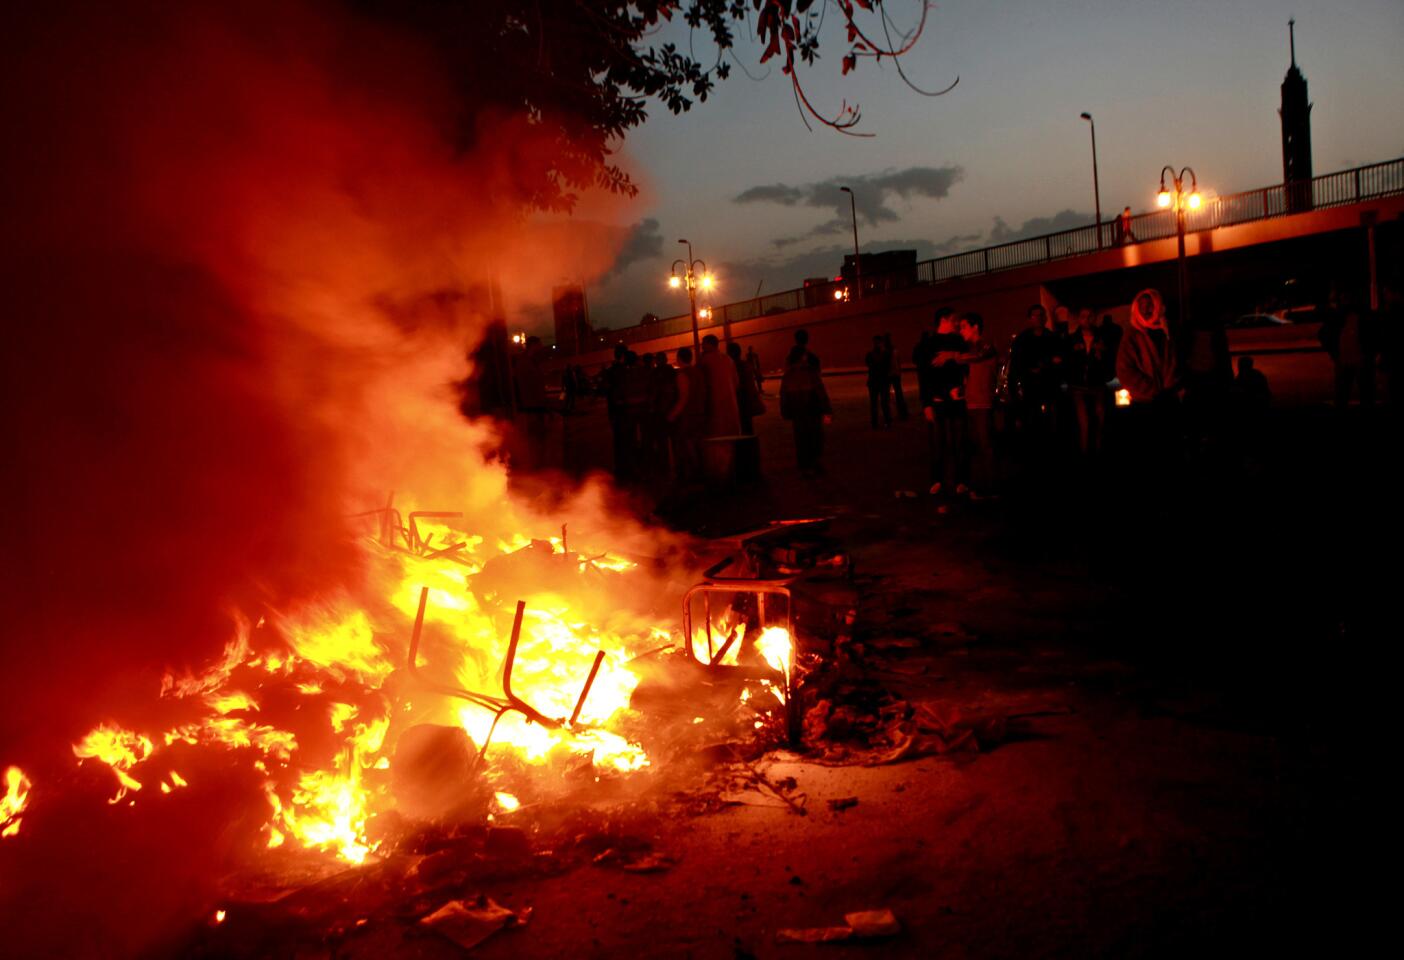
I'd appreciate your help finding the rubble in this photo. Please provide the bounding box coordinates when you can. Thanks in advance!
[419,895,531,950]
[776,926,854,944]
[776,908,900,945]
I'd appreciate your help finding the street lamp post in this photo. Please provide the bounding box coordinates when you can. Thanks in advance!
[1080,112,1102,249]
[670,239,716,351]
[839,186,862,299]
[1156,166,1202,327]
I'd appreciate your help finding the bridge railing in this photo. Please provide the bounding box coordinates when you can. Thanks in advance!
[595,157,1404,349]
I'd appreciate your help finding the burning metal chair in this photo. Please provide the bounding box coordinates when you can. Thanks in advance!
[404,587,606,767]
[680,518,853,745]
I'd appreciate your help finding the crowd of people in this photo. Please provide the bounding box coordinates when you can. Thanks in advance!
[534,280,1396,495]
[590,336,767,486]
[875,287,1301,501]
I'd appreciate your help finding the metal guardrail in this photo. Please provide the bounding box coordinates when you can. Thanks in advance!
[596,157,1404,348]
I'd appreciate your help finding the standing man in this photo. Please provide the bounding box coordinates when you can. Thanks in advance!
[885,333,909,420]
[1319,297,1378,409]
[916,309,955,421]
[698,334,741,438]
[668,346,707,484]
[746,345,766,395]
[780,346,832,475]
[957,313,1000,498]
[864,334,893,429]
[1009,304,1057,451]
[793,327,820,369]
[512,336,550,470]
[1098,311,1123,364]
[1067,310,1114,456]
[645,350,680,480]
[604,344,630,480]
[923,311,967,496]
[727,341,763,434]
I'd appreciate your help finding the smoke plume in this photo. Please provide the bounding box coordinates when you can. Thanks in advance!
[0,2,654,953]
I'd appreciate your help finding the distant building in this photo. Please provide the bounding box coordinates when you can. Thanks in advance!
[552,283,591,355]
[842,250,919,295]
[803,276,846,308]
[1279,19,1313,212]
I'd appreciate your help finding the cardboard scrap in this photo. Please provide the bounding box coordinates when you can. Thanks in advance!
[420,895,531,950]
[776,926,854,944]
[845,908,901,937]
[592,848,677,873]
[776,909,901,945]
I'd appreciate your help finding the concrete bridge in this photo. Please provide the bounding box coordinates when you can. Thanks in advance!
[559,158,1403,385]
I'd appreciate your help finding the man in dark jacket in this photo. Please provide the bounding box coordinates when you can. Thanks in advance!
[780,346,832,474]
[864,335,892,429]
[957,313,1000,498]
[1319,298,1378,409]
[668,347,707,484]
[923,310,967,496]
[1009,304,1058,448]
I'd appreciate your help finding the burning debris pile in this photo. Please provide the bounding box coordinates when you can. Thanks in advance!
[6,515,859,869]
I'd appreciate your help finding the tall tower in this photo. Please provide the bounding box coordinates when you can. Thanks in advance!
[1279,19,1313,212]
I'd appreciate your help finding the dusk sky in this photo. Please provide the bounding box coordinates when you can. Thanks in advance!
[566,0,1404,332]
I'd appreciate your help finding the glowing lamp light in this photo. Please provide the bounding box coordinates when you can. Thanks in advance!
[1115,388,1132,407]
[833,289,844,301]
[1187,192,1203,210]
[700,273,714,290]
[1156,191,1172,209]
[698,307,712,321]
[668,275,682,289]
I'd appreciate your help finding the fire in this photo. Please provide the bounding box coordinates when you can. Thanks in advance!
[51,516,691,866]
[756,627,793,682]
[2,767,32,838]
[756,626,794,704]
[73,724,154,802]
[270,713,388,864]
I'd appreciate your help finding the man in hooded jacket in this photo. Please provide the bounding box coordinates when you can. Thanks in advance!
[1117,289,1180,404]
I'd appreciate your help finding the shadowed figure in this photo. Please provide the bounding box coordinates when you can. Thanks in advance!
[780,345,831,474]
[865,334,892,429]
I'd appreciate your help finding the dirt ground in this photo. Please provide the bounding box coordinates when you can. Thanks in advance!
[179,375,1394,959]
[263,376,1388,960]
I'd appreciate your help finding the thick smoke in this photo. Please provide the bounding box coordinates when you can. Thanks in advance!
[0,2,651,953]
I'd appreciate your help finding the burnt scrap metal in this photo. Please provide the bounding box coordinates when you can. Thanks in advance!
[680,518,858,745]
[350,494,473,563]
[404,588,606,766]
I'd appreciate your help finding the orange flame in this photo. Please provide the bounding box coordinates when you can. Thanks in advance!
[73,724,154,802]
[756,626,793,704]
[54,514,707,865]
[2,766,32,838]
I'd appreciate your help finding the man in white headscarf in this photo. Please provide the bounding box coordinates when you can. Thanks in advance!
[1117,288,1180,404]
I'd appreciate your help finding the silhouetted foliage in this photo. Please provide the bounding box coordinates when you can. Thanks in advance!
[350,1,950,209]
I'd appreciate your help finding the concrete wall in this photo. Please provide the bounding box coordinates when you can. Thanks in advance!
[550,193,1404,375]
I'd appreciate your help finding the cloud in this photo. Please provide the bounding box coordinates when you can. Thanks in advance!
[733,165,964,247]
[734,183,805,205]
[987,209,1091,244]
[717,237,960,299]
[608,217,664,277]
